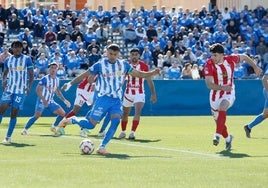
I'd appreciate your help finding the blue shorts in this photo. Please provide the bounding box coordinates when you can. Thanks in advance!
[35,99,61,113]
[0,91,26,110]
[86,95,122,122]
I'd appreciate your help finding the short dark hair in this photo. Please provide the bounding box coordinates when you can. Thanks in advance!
[210,43,224,54]
[11,40,23,48]
[107,44,120,52]
[130,48,140,53]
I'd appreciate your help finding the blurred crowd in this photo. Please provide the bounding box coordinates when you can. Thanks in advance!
[0,2,267,80]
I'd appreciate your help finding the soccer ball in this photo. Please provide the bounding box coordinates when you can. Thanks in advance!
[79,139,94,155]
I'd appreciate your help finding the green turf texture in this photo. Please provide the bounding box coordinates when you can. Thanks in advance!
[0,116,267,188]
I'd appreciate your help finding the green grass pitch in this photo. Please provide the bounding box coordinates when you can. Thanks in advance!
[0,116,267,188]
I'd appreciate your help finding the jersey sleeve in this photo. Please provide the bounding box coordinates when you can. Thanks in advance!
[38,76,47,86]
[26,56,34,70]
[204,59,214,76]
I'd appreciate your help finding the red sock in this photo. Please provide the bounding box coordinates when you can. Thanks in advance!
[131,120,139,132]
[216,111,226,136]
[121,120,128,131]
[222,124,228,138]
[66,111,75,119]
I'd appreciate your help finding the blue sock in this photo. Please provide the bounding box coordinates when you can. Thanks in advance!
[6,118,17,138]
[248,114,264,129]
[25,116,38,130]
[0,114,3,124]
[99,114,110,133]
[73,118,95,129]
[53,115,64,127]
[100,117,120,148]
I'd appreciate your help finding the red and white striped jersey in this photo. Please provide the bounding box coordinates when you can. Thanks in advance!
[204,55,240,101]
[125,61,149,95]
[78,75,97,92]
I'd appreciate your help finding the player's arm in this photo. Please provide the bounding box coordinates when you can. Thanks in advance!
[239,54,262,76]
[55,88,71,108]
[1,68,8,91]
[27,69,34,94]
[130,68,161,78]
[145,77,157,103]
[62,70,90,91]
[205,76,232,92]
[36,85,48,107]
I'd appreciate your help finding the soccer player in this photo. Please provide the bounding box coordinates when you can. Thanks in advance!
[57,75,97,137]
[58,44,160,155]
[244,71,268,138]
[118,48,157,139]
[21,62,71,135]
[204,43,262,150]
[0,40,34,144]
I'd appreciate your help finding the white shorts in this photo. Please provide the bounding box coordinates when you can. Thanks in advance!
[74,88,94,107]
[210,93,235,120]
[122,93,145,107]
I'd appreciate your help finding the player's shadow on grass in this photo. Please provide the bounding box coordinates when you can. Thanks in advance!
[97,153,130,159]
[217,150,251,158]
[114,138,162,143]
[2,143,35,148]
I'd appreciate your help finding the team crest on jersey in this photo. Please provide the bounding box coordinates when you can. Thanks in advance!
[221,72,228,78]
[17,66,23,71]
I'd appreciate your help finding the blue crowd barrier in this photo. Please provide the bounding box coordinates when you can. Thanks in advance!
[0,79,264,117]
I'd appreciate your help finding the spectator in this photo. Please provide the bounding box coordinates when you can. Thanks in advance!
[167,61,181,80]
[146,23,158,42]
[6,2,18,20]
[0,4,7,26]
[95,23,108,47]
[21,41,30,55]
[38,40,50,59]
[191,64,200,79]
[57,26,68,42]
[88,47,101,67]
[110,14,122,33]
[152,44,164,67]
[65,50,80,77]
[181,63,193,79]
[44,26,57,46]
[86,39,100,56]
[33,18,45,41]
[83,27,97,47]
[141,46,153,68]
[23,10,35,30]
[0,43,11,74]
[30,43,39,64]
[49,40,60,54]
[18,28,33,48]
[135,23,146,41]
[56,63,67,79]
[70,25,84,42]
[35,52,49,78]
[76,48,88,69]
[163,50,174,67]
[6,13,20,40]
[124,23,138,47]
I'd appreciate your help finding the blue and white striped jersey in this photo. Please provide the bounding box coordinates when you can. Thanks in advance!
[89,58,133,99]
[38,75,59,103]
[4,54,33,94]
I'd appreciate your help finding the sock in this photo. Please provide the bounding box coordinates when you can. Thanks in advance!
[225,135,231,142]
[0,114,2,123]
[6,118,17,138]
[73,118,95,129]
[121,120,128,131]
[24,116,38,130]
[216,111,227,136]
[131,120,139,132]
[248,114,264,129]
[99,117,120,148]
[99,114,110,133]
[66,111,75,118]
[53,115,64,127]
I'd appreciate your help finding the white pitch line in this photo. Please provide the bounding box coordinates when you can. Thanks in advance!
[26,132,223,159]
